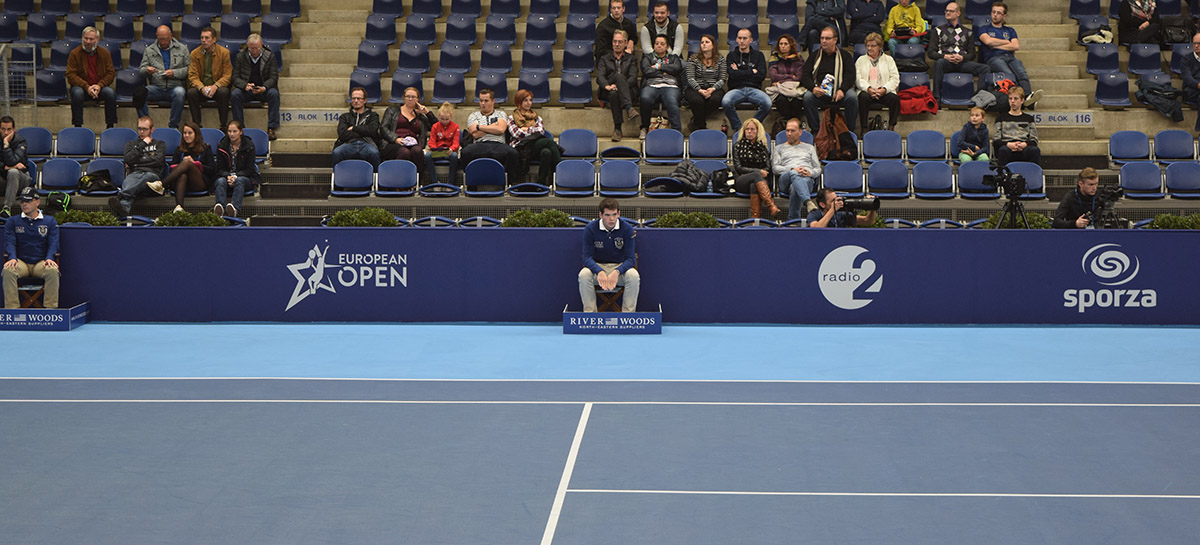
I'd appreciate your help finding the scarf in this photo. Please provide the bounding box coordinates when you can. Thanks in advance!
[1131,0,1155,20]
[733,137,769,169]
[512,108,540,129]
[807,48,844,92]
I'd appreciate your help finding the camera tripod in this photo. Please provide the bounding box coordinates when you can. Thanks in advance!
[993,193,1030,229]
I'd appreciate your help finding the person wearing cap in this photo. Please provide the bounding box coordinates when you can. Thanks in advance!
[3,187,60,309]
[108,116,167,217]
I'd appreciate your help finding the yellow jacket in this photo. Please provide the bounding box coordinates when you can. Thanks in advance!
[883,4,927,38]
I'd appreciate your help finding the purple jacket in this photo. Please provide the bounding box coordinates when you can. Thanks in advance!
[768,56,805,84]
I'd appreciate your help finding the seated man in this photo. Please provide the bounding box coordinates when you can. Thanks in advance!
[847,0,886,46]
[66,26,117,129]
[1,116,32,219]
[1181,32,1200,108]
[230,34,281,141]
[773,118,823,220]
[578,198,640,313]
[801,26,858,134]
[331,87,381,167]
[1052,167,1100,229]
[596,30,640,141]
[979,2,1039,106]
[807,187,877,227]
[722,28,772,133]
[4,187,60,309]
[639,35,684,137]
[134,25,189,129]
[927,2,990,104]
[186,27,233,128]
[108,116,167,217]
[459,88,521,187]
[639,1,684,57]
[800,0,848,50]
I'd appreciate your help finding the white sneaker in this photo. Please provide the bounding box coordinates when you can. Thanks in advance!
[213,203,224,216]
[146,180,165,195]
[226,204,237,218]
[173,204,184,213]
[1025,89,1043,107]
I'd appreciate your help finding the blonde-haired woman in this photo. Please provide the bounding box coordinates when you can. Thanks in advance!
[731,118,781,218]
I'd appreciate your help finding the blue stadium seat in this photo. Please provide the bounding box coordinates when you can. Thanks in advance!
[558,129,599,160]
[39,0,71,16]
[1158,0,1183,16]
[349,70,382,104]
[940,73,977,107]
[48,40,78,71]
[64,15,96,43]
[553,160,598,196]
[82,158,126,196]
[371,0,404,17]
[568,0,600,18]
[444,14,478,45]
[220,13,253,45]
[1085,44,1120,75]
[518,70,551,104]
[485,14,517,45]
[115,68,142,103]
[866,160,910,198]
[1069,0,1102,19]
[260,13,292,50]
[861,130,902,162]
[269,0,302,18]
[1165,161,1200,198]
[192,0,224,17]
[18,127,53,163]
[1171,43,1191,74]
[99,127,138,157]
[768,15,800,46]
[558,70,594,104]
[376,159,418,197]
[55,127,97,160]
[565,15,597,44]
[899,72,931,90]
[25,13,60,44]
[437,42,472,74]
[142,14,174,42]
[181,14,212,43]
[153,128,182,155]
[432,70,467,104]
[963,0,992,21]
[820,161,865,197]
[475,71,508,104]
[397,41,431,73]
[905,130,947,162]
[364,14,397,44]
[2,0,33,15]
[451,0,482,17]
[599,160,641,197]
[687,15,719,47]
[330,159,375,197]
[1154,129,1196,163]
[35,70,68,102]
[231,0,261,17]
[489,0,521,17]
[562,41,595,72]
[357,41,390,73]
[644,129,685,164]
[201,128,225,148]
[100,40,124,71]
[1095,72,1132,108]
[529,0,562,17]
[525,15,558,45]
[912,161,956,199]
[767,0,799,17]
[687,0,719,17]
[464,158,507,197]
[480,41,513,73]
[643,176,685,197]
[410,0,444,17]
[389,70,424,103]
[1076,15,1110,45]
[1006,161,1046,199]
[522,42,554,73]
[1127,44,1163,76]
[688,129,729,160]
[115,0,147,14]
[1109,130,1151,164]
[38,158,82,195]
[405,14,437,45]
[1119,161,1165,198]
[957,160,1001,199]
[0,14,18,43]
[726,15,759,48]
[727,0,758,16]
[154,0,185,17]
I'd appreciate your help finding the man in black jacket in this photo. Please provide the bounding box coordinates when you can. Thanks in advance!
[1053,167,1101,229]
[108,116,167,217]
[0,116,32,219]
[801,26,858,133]
[332,87,381,168]
[230,34,281,141]
[595,0,637,61]
[596,30,640,141]
[927,2,989,103]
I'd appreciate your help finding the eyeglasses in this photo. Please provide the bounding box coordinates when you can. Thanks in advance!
[350,96,366,101]
[136,126,152,131]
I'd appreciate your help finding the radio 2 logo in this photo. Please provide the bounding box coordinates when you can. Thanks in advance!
[818,245,882,310]
[1063,243,1155,313]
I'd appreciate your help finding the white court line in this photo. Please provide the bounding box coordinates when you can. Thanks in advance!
[2,377,1200,384]
[540,402,592,545]
[1,399,1199,407]
[567,489,1200,500]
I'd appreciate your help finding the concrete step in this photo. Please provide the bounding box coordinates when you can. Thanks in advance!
[306,10,374,24]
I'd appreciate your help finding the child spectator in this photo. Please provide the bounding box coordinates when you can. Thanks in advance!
[958,106,990,163]
[425,102,461,185]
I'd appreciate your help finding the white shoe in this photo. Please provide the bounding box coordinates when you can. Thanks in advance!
[147,180,165,195]
[1025,89,1043,107]
[173,204,184,213]
[213,203,224,216]
[226,204,237,218]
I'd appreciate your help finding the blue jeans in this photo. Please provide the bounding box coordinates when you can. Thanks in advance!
[887,36,921,56]
[115,170,159,215]
[231,87,281,129]
[781,170,815,220]
[214,175,250,210]
[332,140,380,168]
[69,85,117,127]
[802,90,858,133]
[720,87,772,131]
[639,85,682,131]
[987,55,1031,94]
[424,151,460,185]
[136,85,186,128]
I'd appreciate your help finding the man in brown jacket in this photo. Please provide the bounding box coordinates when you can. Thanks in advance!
[66,26,117,129]
[186,27,233,128]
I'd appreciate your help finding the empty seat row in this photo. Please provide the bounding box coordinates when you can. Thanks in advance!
[1,0,293,18]
[1109,130,1198,165]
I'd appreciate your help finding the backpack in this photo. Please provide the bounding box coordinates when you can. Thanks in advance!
[815,107,857,161]
[1160,15,1195,44]
[44,191,70,214]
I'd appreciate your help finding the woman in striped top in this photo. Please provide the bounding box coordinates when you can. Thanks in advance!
[684,35,727,133]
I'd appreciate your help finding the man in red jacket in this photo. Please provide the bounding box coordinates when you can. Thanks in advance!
[66,26,117,129]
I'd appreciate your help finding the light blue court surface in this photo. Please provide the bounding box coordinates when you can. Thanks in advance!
[3,323,1199,382]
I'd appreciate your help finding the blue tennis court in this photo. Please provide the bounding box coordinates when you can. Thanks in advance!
[2,323,1198,544]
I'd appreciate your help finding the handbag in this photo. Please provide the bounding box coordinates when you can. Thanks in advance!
[78,170,117,193]
[648,115,669,131]
[892,26,913,38]
[709,167,734,194]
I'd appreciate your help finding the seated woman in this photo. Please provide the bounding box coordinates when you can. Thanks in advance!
[882,0,925,56]
[767,34,807,135]
[380,86,436,182]
[213,120,259,218]
[639,34,685,138]
[508,89,562,186]
[1119,0,1161,45]
[684,35,726,132]
[854,32,900,134]
[992,86,1040,166]
[731,118,782,219]
[424,102,461,185]
[161,121,215,212]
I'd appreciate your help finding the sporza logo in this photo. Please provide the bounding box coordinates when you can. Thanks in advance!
[285,241,408,311]
[1063,243,1155,313]
[818,245,882,310]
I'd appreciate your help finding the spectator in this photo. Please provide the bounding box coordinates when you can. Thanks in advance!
[882,0,926,55]
[980,2,1041,107]
[847,0,887,46]
[684,35,726,132]
[928,2,990,104]
[162,122,216,212]
[578,198,639,313]
[958,106,990,163]
[379,86,436,183]
[731,118,782,219]
[855,32,900,134]
[801,26,859,134]
[66,26,117,130]
[1053,167,1101,229]
[1119,0,1161,45]
[331,87,381,167]
[722,28,772,133]
[1181,32,1200,107]
[773,118,822,219]
[595,0,637,61]
[3,187,59,309]
[639,1,684,57]
[639,35,684,137]
[230,34,281,141]
[992,85,1039,165]
[0,116,32,219]
[186,27,233,129]
[800,0,848,50]
[134,25,189,130]
[509,89,562,186]
[808,187,877,227]
[108,116,167,218]
[460,88,521,187]
[767,34,806,135]
[597,30,640,141]
[424,102,461,185]
[213,119,258,218]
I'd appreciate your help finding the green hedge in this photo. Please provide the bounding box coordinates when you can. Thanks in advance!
[325,208,400,227]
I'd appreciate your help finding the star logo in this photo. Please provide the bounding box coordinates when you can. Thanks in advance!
[285,243,337,311]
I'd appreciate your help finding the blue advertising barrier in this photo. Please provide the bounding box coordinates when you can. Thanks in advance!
[58,226,1200,324]
[0,303,90,331]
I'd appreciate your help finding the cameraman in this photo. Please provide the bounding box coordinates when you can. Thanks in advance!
[1053,167,1100,229]
[808,188,877,227]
